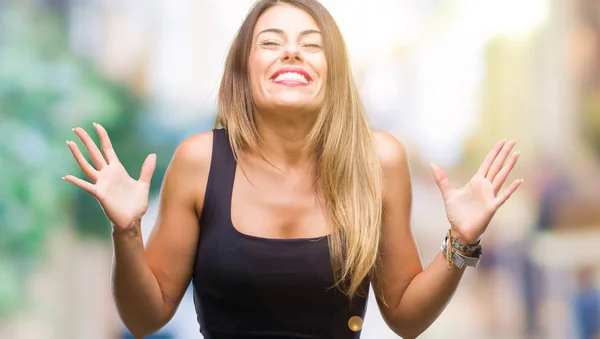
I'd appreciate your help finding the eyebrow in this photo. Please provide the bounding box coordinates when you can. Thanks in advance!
[256,28,321,38]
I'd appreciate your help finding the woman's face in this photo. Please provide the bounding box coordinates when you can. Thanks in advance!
[248,4,327,116]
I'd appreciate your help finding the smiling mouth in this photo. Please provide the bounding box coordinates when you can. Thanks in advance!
[273,72,309,84]
[270,68,312,86]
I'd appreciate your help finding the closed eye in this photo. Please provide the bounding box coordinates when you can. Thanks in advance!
[301,44,322,52]
[260,40,282,47]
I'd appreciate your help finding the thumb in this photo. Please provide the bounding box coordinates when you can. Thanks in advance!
[139,154,157,184]
[430,163,453,199]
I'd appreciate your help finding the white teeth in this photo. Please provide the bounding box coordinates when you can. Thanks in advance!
[273,72,308,83]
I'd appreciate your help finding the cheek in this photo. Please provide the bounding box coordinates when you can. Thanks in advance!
[248,52,271,85]
[315,56,328,84]
[247,59,262,91]
[319,66,328,92]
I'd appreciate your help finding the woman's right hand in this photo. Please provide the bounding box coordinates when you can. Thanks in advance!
[63,123,157,232]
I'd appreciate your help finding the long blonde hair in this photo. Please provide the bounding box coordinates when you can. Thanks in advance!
[215,0,384,300]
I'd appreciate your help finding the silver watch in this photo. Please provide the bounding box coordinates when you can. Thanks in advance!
[440,239,482,269]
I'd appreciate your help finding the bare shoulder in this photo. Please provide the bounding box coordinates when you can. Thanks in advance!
[163,130,215,211]
[170,130,214,171]
[372,130,409,174]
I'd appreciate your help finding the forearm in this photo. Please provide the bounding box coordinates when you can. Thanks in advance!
[388,251,465,338]
[111,221,165,338]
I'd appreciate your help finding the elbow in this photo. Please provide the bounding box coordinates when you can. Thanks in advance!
[129,331,147,339]
[126,324,160,339]
[120,313,167,339]
[381,311,429,339]
[393,328,425,339]
[386,321,426,339]
[113,298,169,338]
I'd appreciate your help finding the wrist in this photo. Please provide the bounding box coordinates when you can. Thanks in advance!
[111,221,144,254]
[442,231,483,269]
[111,219,142,238]
[450,230,480,246]
[446,228,482,256]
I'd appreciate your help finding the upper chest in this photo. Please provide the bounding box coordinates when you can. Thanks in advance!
[230,161,329,239]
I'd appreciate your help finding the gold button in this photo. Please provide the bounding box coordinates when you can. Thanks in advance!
[348,316,363,331]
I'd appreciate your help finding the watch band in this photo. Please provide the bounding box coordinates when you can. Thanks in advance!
[445,235,481,253]
[441,240,482,269]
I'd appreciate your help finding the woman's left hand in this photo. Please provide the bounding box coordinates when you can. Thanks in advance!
[430,139,523,245]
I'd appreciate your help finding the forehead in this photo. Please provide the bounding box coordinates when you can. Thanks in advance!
[253,4,320,36]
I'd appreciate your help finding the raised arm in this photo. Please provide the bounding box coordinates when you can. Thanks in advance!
[65,125,213,338]
[371,131,521,338]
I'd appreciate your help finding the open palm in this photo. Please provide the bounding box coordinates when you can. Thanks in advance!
[431,139,523,244]
[63,123,156,230]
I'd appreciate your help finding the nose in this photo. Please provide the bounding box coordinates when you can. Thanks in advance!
[281,44,303,63]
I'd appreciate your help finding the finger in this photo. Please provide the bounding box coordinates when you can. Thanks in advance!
[73,127,107,170]
[492,151,521,195]
[430,163,453,199]
[486,139,517,182]
[63,175,97,196]
[93,123,120,165]
[66,140,98,181]
[139,154,157,185]
[495,178,524,208]
[477,139,506,177]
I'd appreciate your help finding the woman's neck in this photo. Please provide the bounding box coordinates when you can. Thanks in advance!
[254,110,317,169]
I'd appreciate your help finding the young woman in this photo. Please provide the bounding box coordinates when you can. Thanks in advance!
[64,0,522,338]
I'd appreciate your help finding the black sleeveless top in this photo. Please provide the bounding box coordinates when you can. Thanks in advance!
[192,129,370,339]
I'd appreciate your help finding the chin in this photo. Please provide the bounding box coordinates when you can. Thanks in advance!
[268,96,320,112]
[271,103,316,114]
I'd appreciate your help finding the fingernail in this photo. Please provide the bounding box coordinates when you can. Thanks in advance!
[65,140,70,145]
[520,178,525,183]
